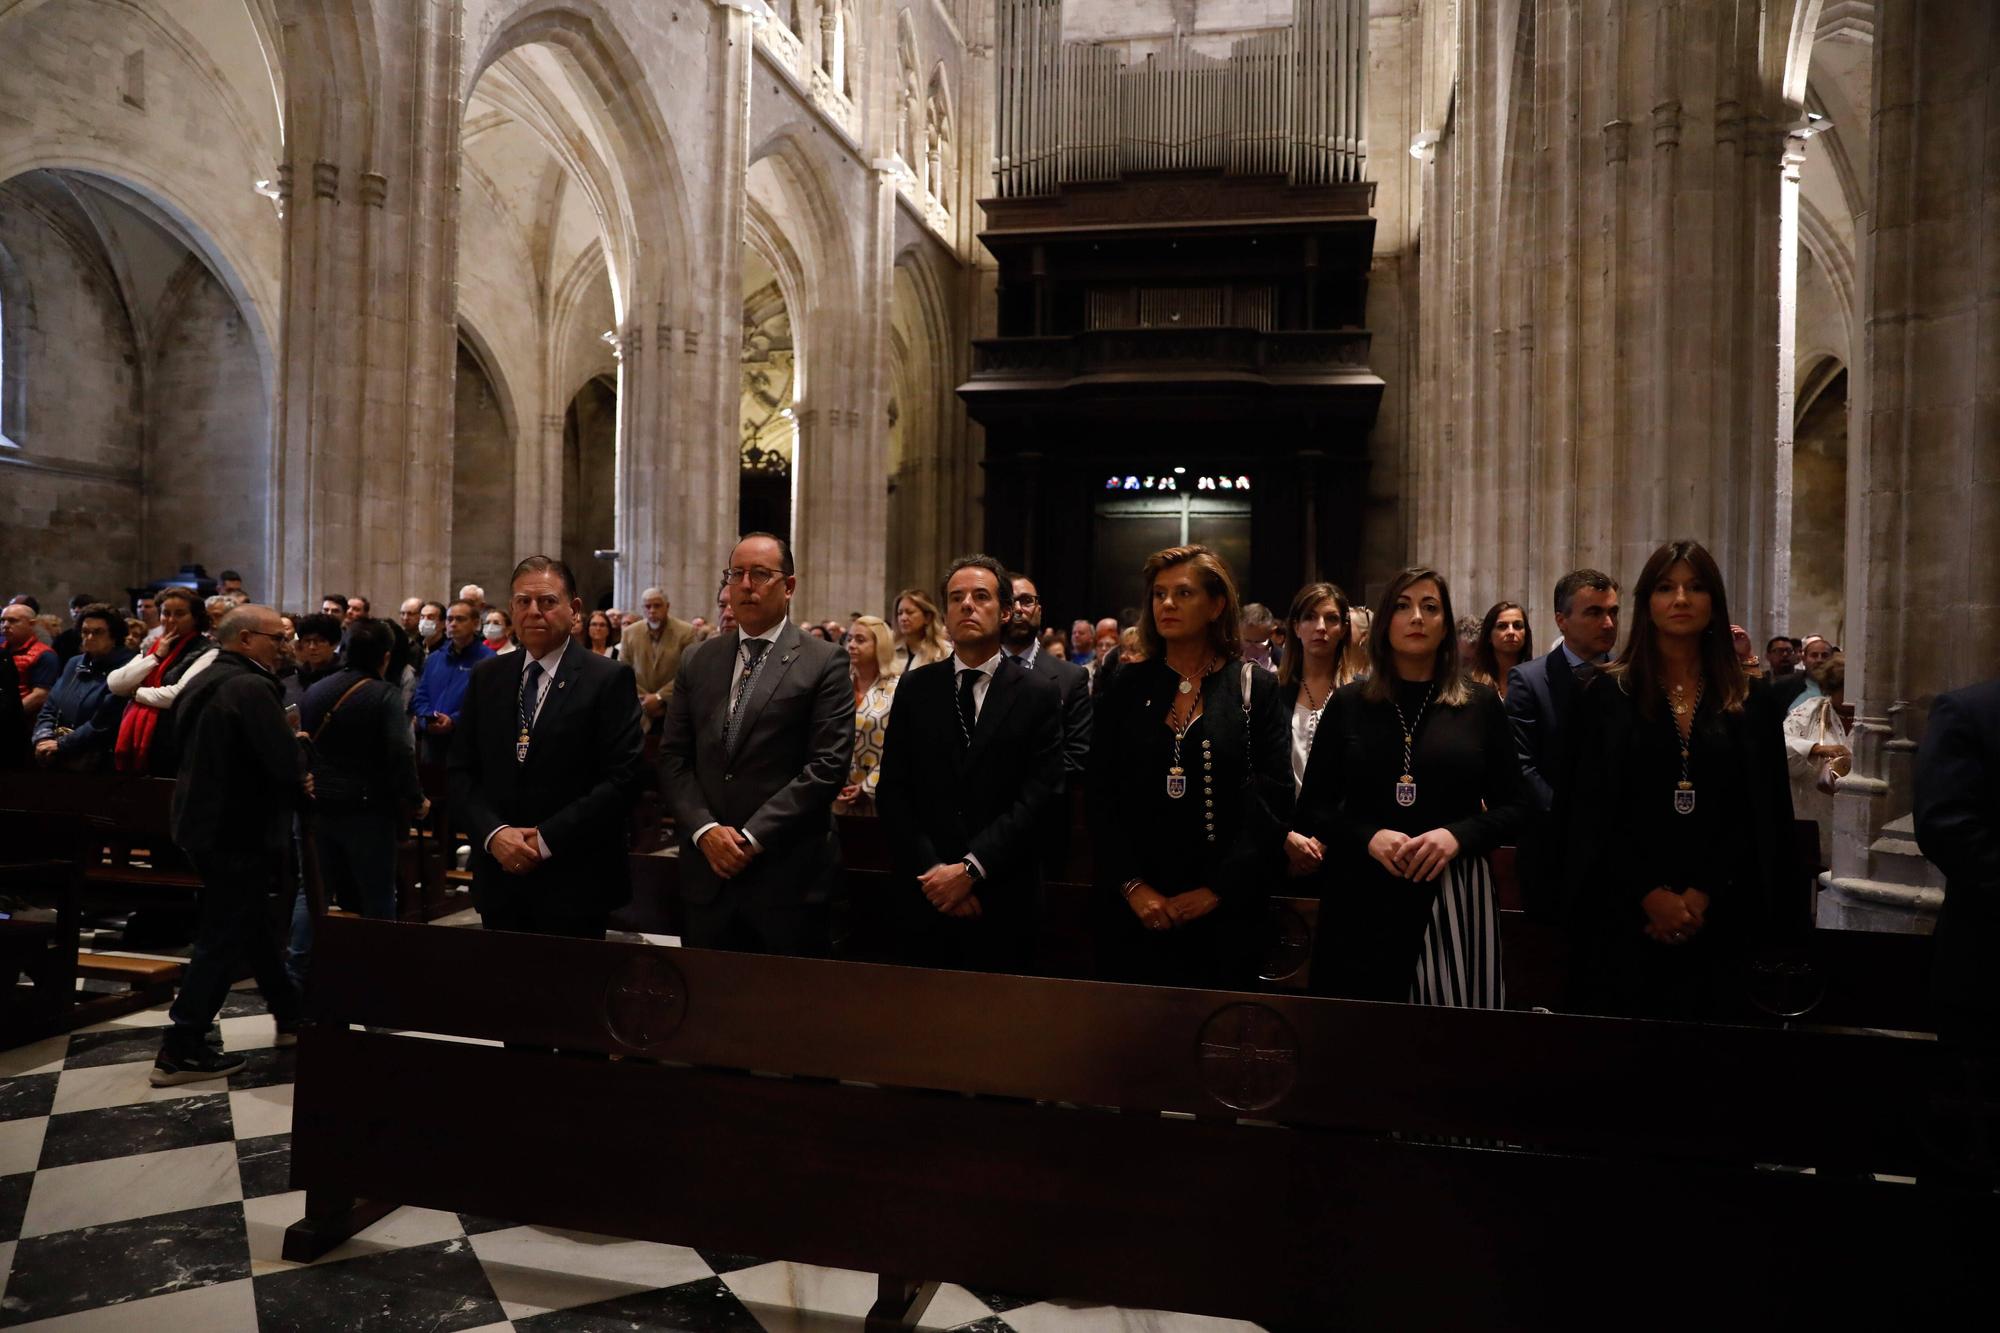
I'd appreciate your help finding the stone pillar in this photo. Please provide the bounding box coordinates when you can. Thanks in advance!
[269,0,461,611]
[1823,0,2000,931]
[621,2,756,614]
[1416,0,1810,638]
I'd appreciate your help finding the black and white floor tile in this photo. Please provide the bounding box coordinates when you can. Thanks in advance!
[0,986,1262,1332]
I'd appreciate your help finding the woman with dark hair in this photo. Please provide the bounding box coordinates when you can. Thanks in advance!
[1300,567,1529,1006]
[32,604,134,771]
[1468,601,1533,701]
[586,610,619,658]
[1275,582,1360,887]
[107,586,217,773]
[1087,545,1292,988]
[1561,539,1798,1020]
[482,606,516,655]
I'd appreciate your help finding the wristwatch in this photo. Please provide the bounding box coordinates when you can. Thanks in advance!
[961,858,983,882]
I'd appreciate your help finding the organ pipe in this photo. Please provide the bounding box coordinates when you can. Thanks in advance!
[991,0,1367,197]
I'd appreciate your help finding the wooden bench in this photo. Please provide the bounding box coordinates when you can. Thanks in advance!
[0,810,184,1043]
[285,916,1992,1328]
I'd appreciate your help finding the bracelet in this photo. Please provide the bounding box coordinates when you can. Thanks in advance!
[1121,878,1145,898]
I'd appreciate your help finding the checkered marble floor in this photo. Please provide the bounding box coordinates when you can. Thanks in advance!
[0,986,1262,1332]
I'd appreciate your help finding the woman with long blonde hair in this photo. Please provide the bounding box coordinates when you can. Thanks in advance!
[892,588,951,671]
[837,614,901,815]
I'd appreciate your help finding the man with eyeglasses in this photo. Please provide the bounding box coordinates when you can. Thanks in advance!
[660,532,853,956]
[1000,574,1092,776]
[449,556,644,940]
[149,604,308,1085]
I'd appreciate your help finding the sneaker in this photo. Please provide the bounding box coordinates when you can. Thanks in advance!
[149,1046,247,1087]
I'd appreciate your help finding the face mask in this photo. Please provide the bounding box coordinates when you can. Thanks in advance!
[418,618,439,639]
[483,624,506,643]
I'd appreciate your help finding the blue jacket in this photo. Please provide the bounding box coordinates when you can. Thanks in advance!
[33,648,135,769]
[411,638,494,722]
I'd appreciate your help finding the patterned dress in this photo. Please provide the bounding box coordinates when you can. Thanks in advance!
[847,674,899,805]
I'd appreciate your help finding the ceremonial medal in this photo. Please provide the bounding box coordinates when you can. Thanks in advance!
[1178,678,1193,695]
[1389,686,1435,812]
[1167,767,1188,799]
[516,731,531,764]
[1666,680,1703,816]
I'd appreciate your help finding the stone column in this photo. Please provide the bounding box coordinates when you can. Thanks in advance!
[269,0,461,611]
[1823,0,2000,931]
[1416,1,1810,638]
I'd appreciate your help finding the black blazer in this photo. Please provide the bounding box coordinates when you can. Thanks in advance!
[1505,646,1590,813]
[170,651,307,856]
[658,620,853,910]
[1915,679,2000,1027]
[1087,657,1293,902]
[876,657,1065,917]
[448,640,645,913]
[1560,674,1798,945]
[1022,648,1092,774]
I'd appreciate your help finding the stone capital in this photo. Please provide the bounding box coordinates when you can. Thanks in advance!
[312,160,340,201]
[1601,119,1631,166]
[1651,100,1682,150]
[358,172,388,208]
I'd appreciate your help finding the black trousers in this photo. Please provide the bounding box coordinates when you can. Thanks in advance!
[681,894,829,958]
[167,847,300,1054]
[476,882,609,940]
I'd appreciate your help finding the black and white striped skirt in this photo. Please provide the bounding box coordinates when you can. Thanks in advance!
[1408,855,1505,1009]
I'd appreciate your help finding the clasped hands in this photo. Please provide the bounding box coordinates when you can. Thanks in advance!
[1366,827,1460,882]
[489,825,543,875]
[918,862,982,918]
[1284,831,1325,877]
[1125,884,1220,932]
[1642,886,1711,946]
[697,825,759,880]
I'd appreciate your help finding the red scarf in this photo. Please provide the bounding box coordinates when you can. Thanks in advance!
[113,634,196,773]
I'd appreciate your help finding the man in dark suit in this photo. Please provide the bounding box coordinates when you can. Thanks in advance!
[877,555,1064,973]
[449,555,644,939]
[1506,568,1620,918]
[659,532,853,956]
[999,574,1090,773]
[1916,679,2000,1037]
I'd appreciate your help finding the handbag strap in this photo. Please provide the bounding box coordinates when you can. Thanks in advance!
[313,677,374,743]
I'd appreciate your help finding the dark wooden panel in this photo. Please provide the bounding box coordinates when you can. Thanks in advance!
[291,1025,1984,1331]
[306,916,1947,1174]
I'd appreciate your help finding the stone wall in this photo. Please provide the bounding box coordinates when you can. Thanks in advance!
[451,341,518,598]
[0,181,144,608]
[144,263,270,588]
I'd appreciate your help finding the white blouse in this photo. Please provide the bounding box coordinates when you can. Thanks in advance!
[107,637,216,709]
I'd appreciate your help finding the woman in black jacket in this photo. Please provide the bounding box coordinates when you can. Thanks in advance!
[1088,544,1292,990]
[1299,566,1529,1006]
[1560,539,1798,1020]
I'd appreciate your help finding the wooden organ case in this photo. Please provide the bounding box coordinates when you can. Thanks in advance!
[960,0,1385,616]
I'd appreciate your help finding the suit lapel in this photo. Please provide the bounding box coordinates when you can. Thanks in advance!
[964,656,1022,767]
[525,641,586,765]
[728,621,803,756]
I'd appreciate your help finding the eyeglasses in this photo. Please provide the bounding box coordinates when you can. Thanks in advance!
[1011,594,1040,607]
[721,566,786,587]
[242,629,287,645]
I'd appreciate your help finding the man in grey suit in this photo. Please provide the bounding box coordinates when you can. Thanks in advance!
[659,532,853,955]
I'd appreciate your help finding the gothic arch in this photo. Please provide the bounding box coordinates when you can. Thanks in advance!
[455,315,523,450]
[465,0,696,315]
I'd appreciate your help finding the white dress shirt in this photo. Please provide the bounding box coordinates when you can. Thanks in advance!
[949,649,1004,880]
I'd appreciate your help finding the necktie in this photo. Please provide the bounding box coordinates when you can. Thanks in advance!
[724,638,770,753]
[957,668,979,747]
[516,660,543,763]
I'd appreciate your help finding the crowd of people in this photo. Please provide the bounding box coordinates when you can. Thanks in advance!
[0,539,1880,1086]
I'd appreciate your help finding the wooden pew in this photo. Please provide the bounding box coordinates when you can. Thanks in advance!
[286,917,1992,1329]
[0,809,183,1042]
[0,770,199,909]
